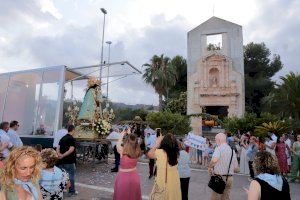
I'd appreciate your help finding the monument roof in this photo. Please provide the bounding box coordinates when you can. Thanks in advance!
[188,16,242,34]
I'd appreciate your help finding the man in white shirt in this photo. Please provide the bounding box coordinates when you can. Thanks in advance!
[107,128,121,172]
[0,122,14,158]
[53,128,68,149]
[265,135,276,156]
[7,121,23,147]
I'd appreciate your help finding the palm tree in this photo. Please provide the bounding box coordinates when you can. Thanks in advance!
[143,54,176,110]
[263,72,300,120]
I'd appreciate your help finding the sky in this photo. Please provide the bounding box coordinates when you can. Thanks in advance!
[0,0,299,106]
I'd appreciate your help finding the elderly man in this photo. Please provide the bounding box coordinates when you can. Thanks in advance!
[208,133,239,200]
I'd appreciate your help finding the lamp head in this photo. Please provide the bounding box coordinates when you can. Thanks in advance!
[106,41,112,45]
[100,8,107,14]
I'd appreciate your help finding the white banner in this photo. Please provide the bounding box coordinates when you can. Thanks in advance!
[184,132,206,151]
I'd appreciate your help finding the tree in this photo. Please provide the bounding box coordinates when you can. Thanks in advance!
[168,56,187,98]
[244,42,283,115]
[165,91,187,115]
[263,72,300,120]
[143,54,176,110]
[146,110,190,135]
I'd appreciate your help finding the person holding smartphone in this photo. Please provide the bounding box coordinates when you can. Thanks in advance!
[145,127,157,179]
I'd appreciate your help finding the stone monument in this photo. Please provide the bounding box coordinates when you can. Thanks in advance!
[187,17,245,135]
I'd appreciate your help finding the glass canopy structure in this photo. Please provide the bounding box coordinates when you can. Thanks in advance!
[0,61,140,139]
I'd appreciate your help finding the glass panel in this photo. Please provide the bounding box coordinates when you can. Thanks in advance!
[35,68,62,136]
[0,74,9,120]
[3,72,42,135]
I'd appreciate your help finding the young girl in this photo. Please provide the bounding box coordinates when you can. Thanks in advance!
[203,139,212,166]
[207,142,214,163]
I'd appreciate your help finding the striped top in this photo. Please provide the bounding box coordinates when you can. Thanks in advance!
[212,143,238,175]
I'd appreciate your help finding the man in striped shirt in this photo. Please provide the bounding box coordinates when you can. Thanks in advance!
[208,133,239,200]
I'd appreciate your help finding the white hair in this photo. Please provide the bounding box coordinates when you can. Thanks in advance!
[215,133,227,144]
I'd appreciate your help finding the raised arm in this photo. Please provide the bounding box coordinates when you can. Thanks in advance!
[147,135,163,159]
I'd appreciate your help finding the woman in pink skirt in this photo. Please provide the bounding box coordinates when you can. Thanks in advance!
[275,136,290,175]
[113,129,142,200]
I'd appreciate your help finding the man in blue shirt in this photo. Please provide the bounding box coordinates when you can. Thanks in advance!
[7,121,23,147]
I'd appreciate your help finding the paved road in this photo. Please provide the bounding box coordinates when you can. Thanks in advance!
[67,160,300,200]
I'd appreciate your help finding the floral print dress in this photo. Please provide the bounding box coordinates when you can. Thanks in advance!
[39,166,69,200]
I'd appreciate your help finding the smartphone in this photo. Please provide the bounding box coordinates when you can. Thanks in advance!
[123,125,129,132]
[156,128,161,137]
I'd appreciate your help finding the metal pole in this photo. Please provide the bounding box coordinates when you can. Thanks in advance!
[106,41,112,99]
[100,8,107,83]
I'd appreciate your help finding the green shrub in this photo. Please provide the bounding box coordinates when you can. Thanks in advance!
[146,111,190,135]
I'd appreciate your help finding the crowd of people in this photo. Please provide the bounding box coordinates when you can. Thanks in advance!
[0,122,77,199]
[1,119,300,200]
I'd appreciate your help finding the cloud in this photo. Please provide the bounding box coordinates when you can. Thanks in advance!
[244,0,300,79]
[1,0,299,106]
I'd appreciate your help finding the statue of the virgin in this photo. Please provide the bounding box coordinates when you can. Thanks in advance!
[78,77,102,123]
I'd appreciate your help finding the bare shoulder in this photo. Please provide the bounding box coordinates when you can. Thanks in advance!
[0,191,6,200]
[248,180,261,200]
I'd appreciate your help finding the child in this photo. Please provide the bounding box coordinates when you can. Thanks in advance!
[203,139,210,166]
[207,142,214,163]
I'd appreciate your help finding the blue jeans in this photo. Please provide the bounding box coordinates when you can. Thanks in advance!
[59,163,76,193]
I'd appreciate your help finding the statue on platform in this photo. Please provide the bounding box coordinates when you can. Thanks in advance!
[78,77,102,123]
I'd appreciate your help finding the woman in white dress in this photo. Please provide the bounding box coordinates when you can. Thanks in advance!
[240,134,250,174]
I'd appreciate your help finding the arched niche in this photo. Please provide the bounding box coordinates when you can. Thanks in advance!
[209,68,219,87]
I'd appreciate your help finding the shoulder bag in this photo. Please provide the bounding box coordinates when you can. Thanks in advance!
[208,149,233,194]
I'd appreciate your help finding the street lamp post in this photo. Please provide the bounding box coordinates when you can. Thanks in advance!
[106,41,112,100]
[100,8,107,83]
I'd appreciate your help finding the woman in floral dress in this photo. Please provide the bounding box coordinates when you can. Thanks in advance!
[275,136,290,175]
[39,148,70,200]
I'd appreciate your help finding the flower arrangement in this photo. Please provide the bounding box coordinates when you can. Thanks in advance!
[92,105,115,136]
[93,118,112,135]
[65,101,80,125]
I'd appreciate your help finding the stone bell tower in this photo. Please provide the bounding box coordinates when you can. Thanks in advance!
[187,17,245,134]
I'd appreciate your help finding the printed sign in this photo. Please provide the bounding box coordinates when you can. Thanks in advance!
[184,132,206,150]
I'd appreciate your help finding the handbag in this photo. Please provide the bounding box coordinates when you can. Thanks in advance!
[150,156,168,200]
[208,149,233,194]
